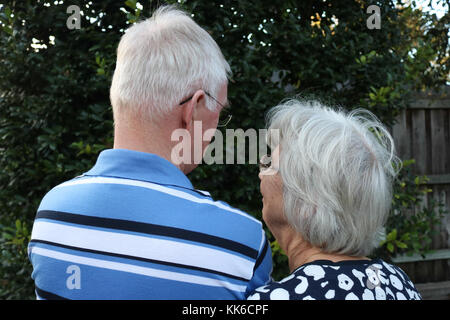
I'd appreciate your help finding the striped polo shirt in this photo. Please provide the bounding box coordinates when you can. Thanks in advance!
[28,149,272,300]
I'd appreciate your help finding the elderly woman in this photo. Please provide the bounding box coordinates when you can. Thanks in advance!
[249,99,422,300]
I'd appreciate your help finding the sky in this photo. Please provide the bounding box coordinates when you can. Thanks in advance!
[414,0,448,18]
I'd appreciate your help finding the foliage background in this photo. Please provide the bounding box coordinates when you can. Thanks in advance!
[0,0,448,299]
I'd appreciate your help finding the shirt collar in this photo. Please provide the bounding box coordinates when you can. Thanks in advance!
[84,149,193,189]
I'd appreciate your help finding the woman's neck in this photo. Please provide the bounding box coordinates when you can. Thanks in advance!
[274,225,369,273]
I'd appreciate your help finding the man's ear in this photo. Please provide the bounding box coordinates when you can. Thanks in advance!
[181,90,205,131]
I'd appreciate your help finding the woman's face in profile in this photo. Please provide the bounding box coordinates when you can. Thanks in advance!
[258,146,285,229]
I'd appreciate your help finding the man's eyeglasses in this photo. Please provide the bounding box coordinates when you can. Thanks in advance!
[259,154,272,171]
[179,91,232,127]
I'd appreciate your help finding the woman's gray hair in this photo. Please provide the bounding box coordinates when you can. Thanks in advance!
[110,5,231,122]
[266,99,401,257]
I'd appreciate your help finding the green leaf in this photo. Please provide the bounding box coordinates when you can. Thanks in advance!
[386,229,397,242]
[395,241,408,249]
[387,242,395,253]
[1,26,13,35]
[15,219,21,231]
[124,0,137,10]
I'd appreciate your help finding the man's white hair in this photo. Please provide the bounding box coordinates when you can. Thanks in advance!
[266,99,401,257]
[110,5,231,122]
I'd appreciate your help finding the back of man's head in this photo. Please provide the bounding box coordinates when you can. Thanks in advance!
[110,5,231,123]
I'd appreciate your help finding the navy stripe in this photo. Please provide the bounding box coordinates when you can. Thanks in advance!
[35,286,69,300]
[29,239,249,282]
[253,239,269,272]
[36,210,258,259]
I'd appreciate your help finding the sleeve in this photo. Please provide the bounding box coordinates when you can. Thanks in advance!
[244,230,273,298]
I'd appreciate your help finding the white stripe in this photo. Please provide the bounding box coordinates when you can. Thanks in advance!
[31,220,253,280]
[30,246,246,293]
[197,189,211,197]
[258,229,266,252]
[56,176,260,224]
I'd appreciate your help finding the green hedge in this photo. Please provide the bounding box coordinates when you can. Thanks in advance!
[0,0,448,299]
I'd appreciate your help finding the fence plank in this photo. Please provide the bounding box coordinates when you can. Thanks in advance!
[411,109,428,175]
[392,109,411,160]
[409,87,450,110]
[425,174,450,184]
[447,189,450,248]
[392,248,450,263]
[438,188,449,249]
[415,281,450,300]
[430,109,449,175]
[446,110,450,174]
[409,98,450,109]
[415,261,433,282]
[430,109,447,255]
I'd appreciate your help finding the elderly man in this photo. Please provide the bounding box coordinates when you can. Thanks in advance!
[28,5,272,300]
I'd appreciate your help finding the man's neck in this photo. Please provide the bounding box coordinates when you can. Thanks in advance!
[113,140,173,165]
[113,114,185,171]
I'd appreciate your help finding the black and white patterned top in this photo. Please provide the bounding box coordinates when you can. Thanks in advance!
[248,259,422,300]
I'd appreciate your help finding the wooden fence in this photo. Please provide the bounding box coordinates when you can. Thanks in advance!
[390,86,450,299]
